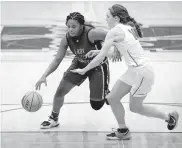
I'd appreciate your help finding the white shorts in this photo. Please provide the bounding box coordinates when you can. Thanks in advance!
[120,64,155,97]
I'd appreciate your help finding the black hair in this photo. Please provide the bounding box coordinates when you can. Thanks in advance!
[66,12,95,29]
[66,12,85,25]
[109,4,143,38]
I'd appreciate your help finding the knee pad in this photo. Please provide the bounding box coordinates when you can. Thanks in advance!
[90,99,105,110]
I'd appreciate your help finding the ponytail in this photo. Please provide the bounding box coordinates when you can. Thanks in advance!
[127,17,143,38]
[109,4,143,38]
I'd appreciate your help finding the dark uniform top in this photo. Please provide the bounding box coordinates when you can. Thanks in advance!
[66,25,105,66]
[62,25,110,109]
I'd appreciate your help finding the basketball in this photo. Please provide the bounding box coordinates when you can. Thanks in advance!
[21,91,43,112]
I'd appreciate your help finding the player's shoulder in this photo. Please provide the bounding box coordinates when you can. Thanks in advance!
[60,34,69,47]
[107,25,125,37]
[88,28,107,37]
[88,28,107,43]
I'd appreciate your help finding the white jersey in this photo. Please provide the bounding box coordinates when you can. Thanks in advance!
[113,24,149,68]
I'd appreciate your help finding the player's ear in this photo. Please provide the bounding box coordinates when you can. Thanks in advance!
[114,16,119,22]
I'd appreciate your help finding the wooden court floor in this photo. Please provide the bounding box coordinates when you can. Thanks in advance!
[1,131,182,148]
[1,51,182,148]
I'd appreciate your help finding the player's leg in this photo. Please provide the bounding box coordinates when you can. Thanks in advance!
[129,69,179,130]
[106,79,132,140]
[129,94,179,130]
[52,79,76,116]
[40,78,76,129]
[106,69,136,140]
[102,60,111,105]
[88,65,106,110]
[40,60,87,129]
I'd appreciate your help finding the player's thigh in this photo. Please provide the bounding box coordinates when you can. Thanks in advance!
[107,79,131,103]
[63,60,87,86]
[129,69,154,108]
[88,66,106,101]
[101,61,110,90]
[130,70,154,98]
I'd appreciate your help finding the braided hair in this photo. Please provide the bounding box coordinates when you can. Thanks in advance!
[109,4,143,38]
[66,12,85,25]
[66,12,95,28]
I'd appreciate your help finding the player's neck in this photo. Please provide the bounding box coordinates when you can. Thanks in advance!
[115,22,121,26]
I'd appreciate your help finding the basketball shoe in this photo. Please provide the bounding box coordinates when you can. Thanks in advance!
[166,111,179,130]
[106,128,131,140]
[40,115,59,129]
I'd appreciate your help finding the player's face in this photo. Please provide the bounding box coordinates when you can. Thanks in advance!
[66,20,82,37]
[106,10,116,29]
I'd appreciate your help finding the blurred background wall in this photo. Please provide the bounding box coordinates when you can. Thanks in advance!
[1,1,182,51]
[2,1,182,26]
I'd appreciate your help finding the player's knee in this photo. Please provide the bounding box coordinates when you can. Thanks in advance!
[55,79,74,98]
[54,86,68,100]
[90,99,105,110]
[106,95,118,105]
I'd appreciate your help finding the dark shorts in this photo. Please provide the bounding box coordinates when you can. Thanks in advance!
[63,58,110,100]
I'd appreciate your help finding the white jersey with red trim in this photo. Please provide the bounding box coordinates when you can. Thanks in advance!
[113,24,149,67]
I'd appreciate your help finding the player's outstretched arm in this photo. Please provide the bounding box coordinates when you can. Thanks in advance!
[70,27,125,75]
[35,36,68,90]
[84,27,124,71]
[42,36,68,78]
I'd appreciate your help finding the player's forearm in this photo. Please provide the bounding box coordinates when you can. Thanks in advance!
[95,50,100,55]
[84,53,105,72]
[84,40,113,72]
[43,59,62,78]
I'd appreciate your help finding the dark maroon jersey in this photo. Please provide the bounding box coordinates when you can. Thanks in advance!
[66,25,101,64]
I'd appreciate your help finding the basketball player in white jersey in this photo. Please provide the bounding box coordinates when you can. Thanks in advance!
[71,4,179,140]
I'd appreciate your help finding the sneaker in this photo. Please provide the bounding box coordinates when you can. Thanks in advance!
[106,128,131,140]
[40,116,59,129]
[166,111,179,130]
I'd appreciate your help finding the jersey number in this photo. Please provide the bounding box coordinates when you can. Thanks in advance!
[128,28,138,40]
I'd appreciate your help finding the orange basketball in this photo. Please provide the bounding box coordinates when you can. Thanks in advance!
[21,91,43,112]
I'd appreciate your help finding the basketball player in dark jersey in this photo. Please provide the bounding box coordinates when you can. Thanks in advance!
[35,12,121,129]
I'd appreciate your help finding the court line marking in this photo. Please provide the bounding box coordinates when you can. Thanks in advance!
[1,102,182,113]
[1,131,182,133]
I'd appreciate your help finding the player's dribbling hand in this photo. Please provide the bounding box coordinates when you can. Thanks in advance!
[70,68,86,75]
[35,76,47,90]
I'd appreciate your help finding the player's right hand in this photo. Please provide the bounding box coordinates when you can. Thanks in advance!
[85,50,99,58]
[110,46,122,62]
[35,76,47,90]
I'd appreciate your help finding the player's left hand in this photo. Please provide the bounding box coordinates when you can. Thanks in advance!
[70,68,86,75]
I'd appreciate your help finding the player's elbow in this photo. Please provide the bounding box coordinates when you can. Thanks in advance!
[52,58,62,69]
[55,54,64,65]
